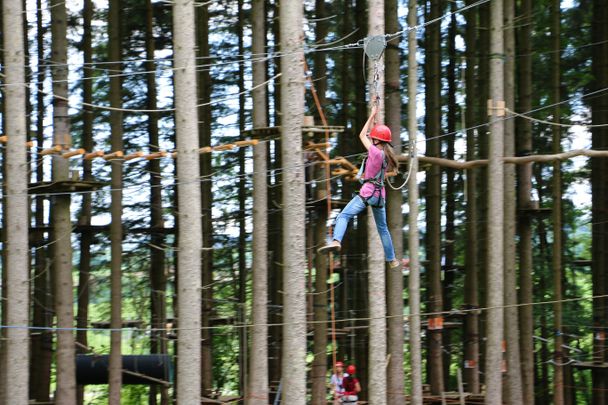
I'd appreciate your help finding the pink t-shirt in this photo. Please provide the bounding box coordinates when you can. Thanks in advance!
[359,145,386,199]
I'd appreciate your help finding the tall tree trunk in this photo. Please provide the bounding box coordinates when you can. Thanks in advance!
[516,0,535,402]
[77,2,94,403]
[550,1,565,404]
[50,0,77,402]
[407,1,423,403]
[108,1,123,402]
[237,0,248,397]
[463,1,480,394]
[145,1,168,403]
[30,0,53,400]
[312,167,329,405]
[443,4,457,391]
[173,0,202,402]
[485,0,505,402]
[280,1,306,403]
[311,1,330,403]
[385,0,405,401]
[367,2,388,404]
[268,4,283,396]
[591,0,608,397]
[2,0,30,401]
[503,0,524,402]
[196,4,214,398]
[247,0,269,403]
[424,0,444,395]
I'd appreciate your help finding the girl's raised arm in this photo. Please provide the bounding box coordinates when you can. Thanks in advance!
[358,106,378,150]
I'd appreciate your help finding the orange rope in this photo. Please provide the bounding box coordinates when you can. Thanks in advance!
[304,60,338,372]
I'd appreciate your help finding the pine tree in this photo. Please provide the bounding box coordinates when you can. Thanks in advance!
[173,0,203,401]
[2,0,30,402]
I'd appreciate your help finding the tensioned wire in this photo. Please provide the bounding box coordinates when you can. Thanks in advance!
[5,293,608,334]
[1,84,607,200]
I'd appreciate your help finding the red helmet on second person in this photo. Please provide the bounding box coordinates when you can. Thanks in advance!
[346,365,356,375]
[370,124,392,143]
[335,361,344,368]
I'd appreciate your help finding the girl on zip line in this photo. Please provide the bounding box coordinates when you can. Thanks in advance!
[318,105,403,270]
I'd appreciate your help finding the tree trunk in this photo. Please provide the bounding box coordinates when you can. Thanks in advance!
[503,0,524,402]
[50,0,77,402]
[145,1,168,403]
[2,0,30,401]
[196,4,214,399]
[516,0,535,402]
[30,0,53,400]
[280,1,306,403]
[108,1,123,402]
[463,1,480,394]
[443,4,457,391]
[424,0,444,395]
[237,0,248,397]
[591,0,608,397]
[77,2,94,403]
[173,0,202,402]
[311,1,330,403]
[312,169,329,405]
[367,2,387,404]
[385,0,405,401]
[485,1,505,403]
[551,1,564,404]
[407,1,423,404]
[247,0,269,403]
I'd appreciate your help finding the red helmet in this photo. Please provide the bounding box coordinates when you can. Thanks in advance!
[346,365,356,375]
[335,361,344,367]
[370,124,392,143]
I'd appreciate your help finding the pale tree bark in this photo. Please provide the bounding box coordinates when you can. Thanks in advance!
[424,0,444,395]
[516,0,535,402]
[246,1,269,403]
[196,4,214,397]
[50,0,77,402]
[311,0,329,403]
[551,1,564,403]
[385,0,405,401]
[2,0,30,401]
[503,0,524,402]
[30,0,52,400]
[367,1,387,404]
[280,1,306,403]
[463,1,480,394]
[108,0,123,402]
[485,0,505,402]
[77,2,94,403]
[173,0,202,402]
[145,0,168,404]
[407,1,423,403]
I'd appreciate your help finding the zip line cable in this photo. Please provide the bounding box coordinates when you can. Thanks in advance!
[5,293,608,334]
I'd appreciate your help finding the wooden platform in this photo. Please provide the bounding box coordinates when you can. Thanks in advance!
[242,125,345,140]
[29,180,106,195]
[91,320,144,329]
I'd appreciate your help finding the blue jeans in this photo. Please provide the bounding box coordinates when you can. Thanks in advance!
[332,195,396,261]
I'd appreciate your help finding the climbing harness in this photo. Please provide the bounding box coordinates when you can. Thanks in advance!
[356,153,387,208]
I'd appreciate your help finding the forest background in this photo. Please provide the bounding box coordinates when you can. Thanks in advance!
[2,0,608,404]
